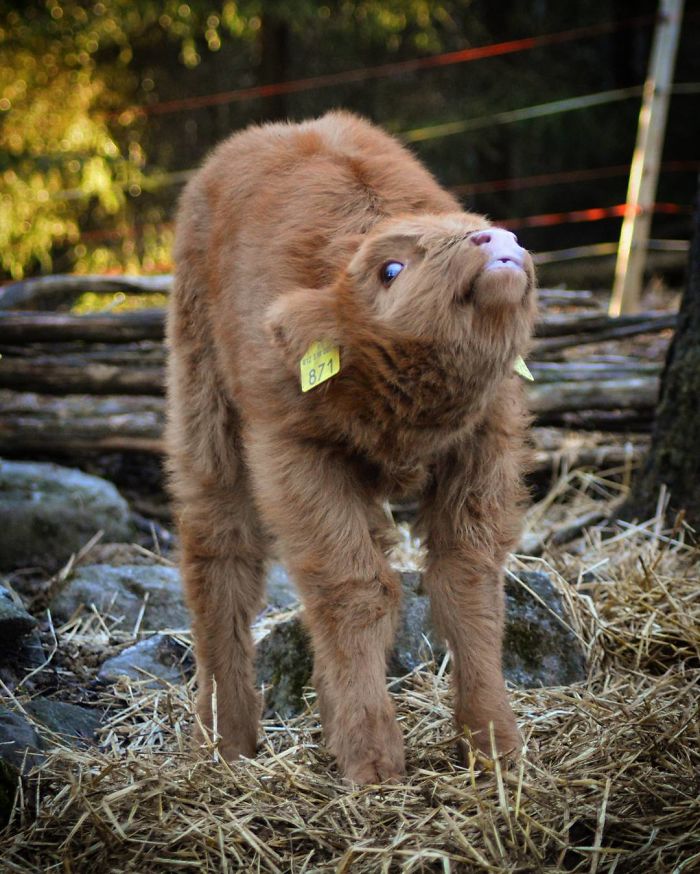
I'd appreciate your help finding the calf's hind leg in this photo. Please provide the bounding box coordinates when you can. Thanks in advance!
[177,474,268,762]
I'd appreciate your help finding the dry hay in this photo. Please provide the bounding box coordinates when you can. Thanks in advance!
[1,471,699,873]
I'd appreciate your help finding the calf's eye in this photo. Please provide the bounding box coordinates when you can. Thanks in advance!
[379,261,404,287]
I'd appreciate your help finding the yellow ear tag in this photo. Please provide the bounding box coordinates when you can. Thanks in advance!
[300,340,340,392]
[513,355,534,381]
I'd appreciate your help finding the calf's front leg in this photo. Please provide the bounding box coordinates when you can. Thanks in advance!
[418,438,525,759]
[246,427,405,783]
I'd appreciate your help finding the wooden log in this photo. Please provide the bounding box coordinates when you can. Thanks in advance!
[541,410,653,431]
[0,274,172,310]
[533,308,676,337]
[529,360,661,383]
[530,426,649,473]
[0,358,164,395]
[0,310,165,343]
[0,340,164,363]
[0,344,661,409]
[536,288,598,307]
[0,391,164,453]
[528,376,659,415]
[0,373,658,457]
[533,313,676,355]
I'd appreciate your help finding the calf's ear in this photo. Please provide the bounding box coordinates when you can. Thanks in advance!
[264,287,340,366]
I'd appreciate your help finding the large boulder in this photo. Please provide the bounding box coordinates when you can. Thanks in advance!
[0,460,133,571]
[51,564,189,632]
[49,561,303,637]
[255,569,586,717]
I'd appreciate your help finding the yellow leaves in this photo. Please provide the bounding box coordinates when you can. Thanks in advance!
[180,37,200,68]
[0,39,139,278]
[81,157,120,213]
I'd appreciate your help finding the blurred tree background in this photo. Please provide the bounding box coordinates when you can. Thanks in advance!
[1,0,698,285]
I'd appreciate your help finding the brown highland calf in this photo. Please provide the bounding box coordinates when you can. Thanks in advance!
[166,111,537,783]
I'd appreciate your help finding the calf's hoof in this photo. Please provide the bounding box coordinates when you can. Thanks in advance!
[342,747,406,785]
[458,711,522,763]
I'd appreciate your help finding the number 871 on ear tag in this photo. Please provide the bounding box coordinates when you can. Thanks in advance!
[300,340,341,392]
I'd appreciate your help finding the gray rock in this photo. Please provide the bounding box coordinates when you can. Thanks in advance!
[0,757,20,825]
[0,585,45,690]
[0,704,45,823]
[392,569,585,687]
[88,542,170,567]
[256,616,313,718]
[0,585,37,650]
[0,459,133,571]
[265,563,299,610]
[50,562,300,634]
[98,634,193,687]
[388,571,441,675]
[503,570,586,687]
[0,698,101,824]
[0,627,46,692]
[25,698,101,747]
[0,705,45,772]
[51,564,188,631]
[253,568,585,717]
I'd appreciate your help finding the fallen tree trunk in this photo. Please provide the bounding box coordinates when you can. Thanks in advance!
[0,377,658,455]
[0,356,164,395]
[0,350,662,398]
[530,426,649,473]
[532,312,676,355]
[533,309,676,337]
[0,307,677,346]
[528,360,661,382]
[0,388,651,476]
[0,310,165,343]
[0,391,164,453]
[0,340,164,363]
[536,288,598,307]
[0,351,660,408]
[528,376,659,415]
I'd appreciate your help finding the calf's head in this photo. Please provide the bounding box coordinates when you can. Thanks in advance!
[267,212,537,394]
[341,213,536,362]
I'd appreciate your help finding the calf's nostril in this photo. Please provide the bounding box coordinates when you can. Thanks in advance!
[471,232,492,246]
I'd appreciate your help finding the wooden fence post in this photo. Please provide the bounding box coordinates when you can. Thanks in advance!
[609,0,685,317]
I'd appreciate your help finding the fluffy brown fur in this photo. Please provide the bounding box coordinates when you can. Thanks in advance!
[166,111,537,783]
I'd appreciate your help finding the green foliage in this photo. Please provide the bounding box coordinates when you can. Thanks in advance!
[0,0,249,277]
[1,0,694,282]
[1,0,436,277]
